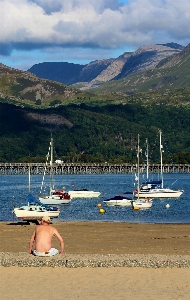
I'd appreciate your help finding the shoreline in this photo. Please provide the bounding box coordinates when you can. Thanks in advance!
[1,219,190,224]
[0,221,189,256]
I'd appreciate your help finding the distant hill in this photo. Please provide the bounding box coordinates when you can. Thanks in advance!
[0,101,190,163]
[27,43,184,90]
[28,62,84,85]
[0,62,98,108]
[90,43,190,95]
[28,59,115,86]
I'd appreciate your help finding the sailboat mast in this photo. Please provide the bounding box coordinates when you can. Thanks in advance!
[28,163,30,194]
[146,138,149,180]
[50,136,53,194]
[159,129,164,188]
[28,163,31,205]
[137,134,140,200]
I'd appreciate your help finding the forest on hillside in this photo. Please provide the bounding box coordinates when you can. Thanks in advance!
[0,102,190,164]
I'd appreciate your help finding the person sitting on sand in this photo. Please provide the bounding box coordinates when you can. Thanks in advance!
[29,216,64,256]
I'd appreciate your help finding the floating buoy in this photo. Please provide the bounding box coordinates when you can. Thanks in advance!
[133,206,139,210]
[166,204,170,209]
[97,203,102,208]
[99,208,105,214]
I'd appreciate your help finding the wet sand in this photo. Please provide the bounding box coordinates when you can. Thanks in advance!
[0,221,189,254]
[0,221,190,300]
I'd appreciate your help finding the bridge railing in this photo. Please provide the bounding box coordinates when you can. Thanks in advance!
[0,163,189,175]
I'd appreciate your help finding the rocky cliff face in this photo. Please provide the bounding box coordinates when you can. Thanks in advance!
[26,43,184,89]
[116,44,182,79]
[80,43,183,89]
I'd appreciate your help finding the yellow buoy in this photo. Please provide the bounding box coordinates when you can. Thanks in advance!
[99,208,105,214]
[97,203,102,208]
[166,204,170,209]
[133,206,140,210]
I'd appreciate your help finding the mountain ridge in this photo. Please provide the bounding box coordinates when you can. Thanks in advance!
[27,43,184,90]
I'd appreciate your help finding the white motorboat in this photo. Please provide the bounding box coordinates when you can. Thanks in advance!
[39,137,71,205]
[135,130,184,199]
[131,198,152,209]
[104,195,132,206]
[68,189,101,198]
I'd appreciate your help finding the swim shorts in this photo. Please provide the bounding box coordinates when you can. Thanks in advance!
[33,248,59,256]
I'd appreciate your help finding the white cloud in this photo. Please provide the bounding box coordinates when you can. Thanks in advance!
[0,0,189,69]
[0,0,189,49]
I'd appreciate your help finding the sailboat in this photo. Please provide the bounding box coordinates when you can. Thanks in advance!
[135,130,184,198]
[13,165,60,222]
[39,137,71,205]
[141,138,162,188]
[131,134,152,210]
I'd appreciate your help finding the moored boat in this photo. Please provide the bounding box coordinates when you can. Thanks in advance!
[132,134,153,210]
[39,137,71,205]
[13,194,60,221]
[68,189,101,198]
[136,188,183,198]
[131,198,152,210]
[135,130,184,199]
[104,195,132,206]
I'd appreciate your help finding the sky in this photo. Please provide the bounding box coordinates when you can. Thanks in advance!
[0,0,190,71]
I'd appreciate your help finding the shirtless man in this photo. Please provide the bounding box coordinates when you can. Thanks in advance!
[29,216,64,256]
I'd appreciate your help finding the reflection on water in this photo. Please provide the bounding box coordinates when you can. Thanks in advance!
[0,173,189,223]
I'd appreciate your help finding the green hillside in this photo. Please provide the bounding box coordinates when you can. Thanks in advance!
[89,44,190,95]
[0,102,190,164]
[0,50,190,164]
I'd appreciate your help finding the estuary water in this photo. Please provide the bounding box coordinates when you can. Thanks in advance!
[0,173,189,223]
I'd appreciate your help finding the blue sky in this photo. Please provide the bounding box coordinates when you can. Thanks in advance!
[0,0,189,71]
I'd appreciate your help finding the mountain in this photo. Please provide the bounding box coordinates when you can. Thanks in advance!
[91,43,190,94]
[28,62,84,85]
[27,43,184,90]
[0,48,190,163]
[28,59,115,86]
[0,62,97,108]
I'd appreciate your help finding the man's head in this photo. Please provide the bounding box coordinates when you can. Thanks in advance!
[41,216,51,224]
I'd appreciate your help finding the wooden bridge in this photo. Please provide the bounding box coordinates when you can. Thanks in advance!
[0,163,189,175]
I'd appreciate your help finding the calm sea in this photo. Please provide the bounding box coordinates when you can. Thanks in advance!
[0,173,189,223]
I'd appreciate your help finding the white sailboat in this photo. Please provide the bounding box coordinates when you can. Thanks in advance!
[136,130,183,198]
[13,165,60,222]
[132,134,152,210]
[39,137,71,205]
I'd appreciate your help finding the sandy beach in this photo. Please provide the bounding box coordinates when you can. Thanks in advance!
[0,221,189,254]
[0,221,190,299]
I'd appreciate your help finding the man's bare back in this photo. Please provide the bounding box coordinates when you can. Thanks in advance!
[29,217,64,255]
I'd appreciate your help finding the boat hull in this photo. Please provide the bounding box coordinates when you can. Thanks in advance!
[136,189,183,198]
[39,196,71,205]
[68,191,101,198]
[104,199,132,206]
[13,207,60,220]
[132,199,152,209]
